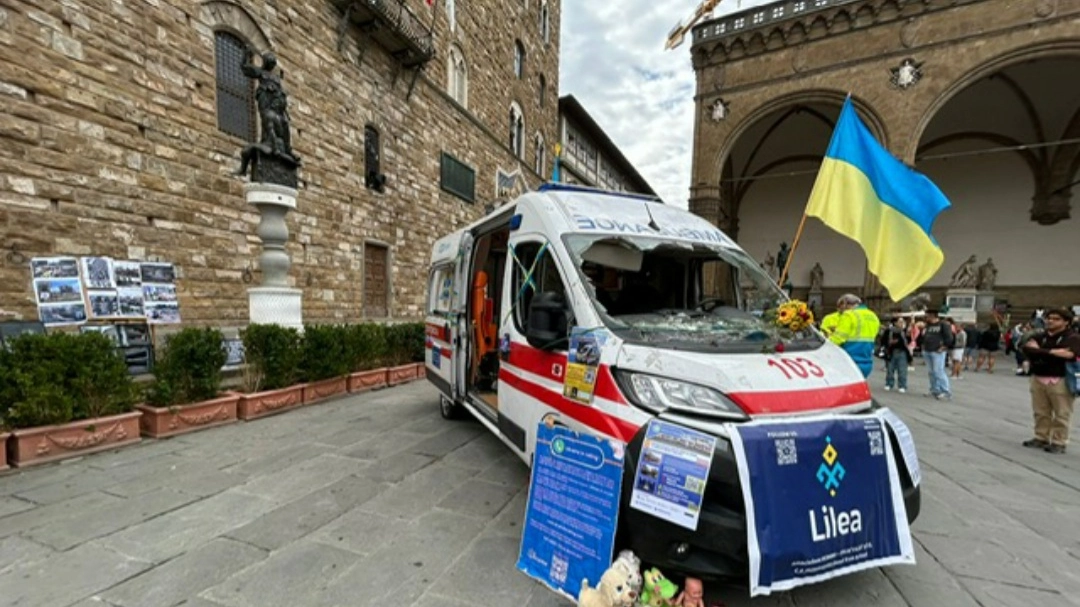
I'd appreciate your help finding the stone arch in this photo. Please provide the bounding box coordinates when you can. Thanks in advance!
[200,1,273,52]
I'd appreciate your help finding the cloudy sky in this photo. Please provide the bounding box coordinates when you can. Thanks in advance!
[559,0,772,209]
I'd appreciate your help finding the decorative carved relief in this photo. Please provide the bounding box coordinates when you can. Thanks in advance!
[792,48,808,73]
[899,18,919,48]
[1035,0,1057,18]
[710,98,730,121]
[890,58,923,89]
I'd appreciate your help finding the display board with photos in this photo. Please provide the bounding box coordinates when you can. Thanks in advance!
[30,256,181,327]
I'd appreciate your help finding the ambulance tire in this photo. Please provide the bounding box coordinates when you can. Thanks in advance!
[440,395,466,420]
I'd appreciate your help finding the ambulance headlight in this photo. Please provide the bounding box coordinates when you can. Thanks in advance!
[615,371,748,419]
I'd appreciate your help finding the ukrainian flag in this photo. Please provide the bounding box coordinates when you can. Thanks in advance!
[806,97,951,301]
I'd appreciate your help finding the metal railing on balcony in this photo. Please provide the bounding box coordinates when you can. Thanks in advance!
[334,0,435,68]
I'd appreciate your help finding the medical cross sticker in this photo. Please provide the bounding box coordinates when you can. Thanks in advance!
[816,436,846,497]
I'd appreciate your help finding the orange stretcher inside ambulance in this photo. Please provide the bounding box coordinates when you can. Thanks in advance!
[424,183,920,579]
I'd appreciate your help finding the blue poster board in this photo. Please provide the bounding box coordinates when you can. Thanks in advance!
[517,423,625,600]
[728,413,915,596]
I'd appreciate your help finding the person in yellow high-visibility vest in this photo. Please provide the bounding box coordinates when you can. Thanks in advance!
[829,293,881,377]
[820,310,841,338]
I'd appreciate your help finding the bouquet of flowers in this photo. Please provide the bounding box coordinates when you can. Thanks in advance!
[773,299,814,332]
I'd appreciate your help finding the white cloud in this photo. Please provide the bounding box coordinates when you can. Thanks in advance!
[559,0,772,209]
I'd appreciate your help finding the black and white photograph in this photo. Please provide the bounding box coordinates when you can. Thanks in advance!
[30,257,80,279]
[114,261,142,287]
[117,287,145,317]
[39,303,87,326]
[143,284,178,303]
[81,256,115,289]
[88,292,120,318]
[34,278,84,304]
[222,337,246,368]
[140,262,176,284]
[121,324,151,346]
[80,324,122,346]
[146,302,181,324]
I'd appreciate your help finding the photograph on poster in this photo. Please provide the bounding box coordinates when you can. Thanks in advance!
[223,338,246,367]
[117,287,145,316]
[80,324,122,346]
[121,324,151,346]
[34,278,84,304]
[31,257,79,279]
[39,303,87,325]
[143,284,178,303]
[141,263,176,284]
[89,292,120,318]
[114,261,142,287]
[82,257,115,289]
[146,302,181,324]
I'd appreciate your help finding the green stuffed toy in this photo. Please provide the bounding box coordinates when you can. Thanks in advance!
[639,567,678,606]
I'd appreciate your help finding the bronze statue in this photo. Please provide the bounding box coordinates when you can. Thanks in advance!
[977,257,997,291]
[949,255,978,289]
[236,50,300,186]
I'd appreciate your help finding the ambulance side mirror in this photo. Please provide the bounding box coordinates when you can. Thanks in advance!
[526,291,569,351]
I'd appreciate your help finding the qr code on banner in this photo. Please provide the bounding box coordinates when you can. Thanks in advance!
[550,554,568,585]
[775,439,797,465]
[868,430,884,456]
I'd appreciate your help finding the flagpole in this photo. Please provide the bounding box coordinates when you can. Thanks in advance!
[778,212,808,288]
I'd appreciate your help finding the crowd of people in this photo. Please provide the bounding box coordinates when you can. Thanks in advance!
[818,296,1080,455]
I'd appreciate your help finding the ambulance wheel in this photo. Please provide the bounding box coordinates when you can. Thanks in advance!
[440,395,465,420]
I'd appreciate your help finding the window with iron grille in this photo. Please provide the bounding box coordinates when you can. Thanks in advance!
[440,152,475,202]
[363,243,390,318]
[514,40,525,78]
[364,125,385,192]
[214,31,255,141]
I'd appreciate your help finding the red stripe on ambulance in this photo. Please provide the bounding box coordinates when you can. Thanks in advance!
[507,342,629,405]
[728,382,871,415]
[498,369,641,443]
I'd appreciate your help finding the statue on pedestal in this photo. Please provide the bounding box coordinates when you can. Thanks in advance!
[776,242,790,277]
[762,251,776,281]
[949,255,979,289]
[976,258,997,291]
[809,262,824,292]
[236,50,301,188]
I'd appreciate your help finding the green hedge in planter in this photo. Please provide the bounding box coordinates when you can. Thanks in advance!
[301,324,351,381]
[147,328,227,406]
[385,322,425,365]
[0,332,138,430]
[240,324,302,392]
[345,323,387,372]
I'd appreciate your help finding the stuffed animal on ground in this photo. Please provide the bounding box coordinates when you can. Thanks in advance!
[639,568,678,607]
[673,577,705,607]
[578,565,638,607]
[611,549,642,596]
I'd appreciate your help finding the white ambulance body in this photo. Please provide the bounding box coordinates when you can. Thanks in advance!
[424,184,919,578]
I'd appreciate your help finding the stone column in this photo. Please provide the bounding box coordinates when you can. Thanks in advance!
[246,182,302,329]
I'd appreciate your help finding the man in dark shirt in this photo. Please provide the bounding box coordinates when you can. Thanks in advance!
[917,308,954,400]
[1021,308,1080,454]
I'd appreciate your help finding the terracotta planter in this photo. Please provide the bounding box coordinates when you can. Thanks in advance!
[8,411,142,468]
[303,376,349,404]
[348,368,388,393]
[1,432,9,471]
[237,384,305,421]
[388,362,423,386]
[136,392,240,438]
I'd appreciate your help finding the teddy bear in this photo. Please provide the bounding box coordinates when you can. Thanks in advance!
[578,565,638,607]
[639,567,678,607]
[610,549,642,596]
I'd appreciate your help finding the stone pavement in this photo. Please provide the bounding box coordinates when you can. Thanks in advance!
[1,354,1079,607]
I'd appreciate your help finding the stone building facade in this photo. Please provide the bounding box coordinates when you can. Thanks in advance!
[0,0,562,327]
[556,95,656,196]
[687,0,1079,315]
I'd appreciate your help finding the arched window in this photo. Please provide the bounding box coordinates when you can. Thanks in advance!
[540,1,550,45]
[509,103,525,158]
[448,45,468,107]
[538,74,546,108]
[534,133,545,176]
[514,40,525,79]
[214,31,255,141]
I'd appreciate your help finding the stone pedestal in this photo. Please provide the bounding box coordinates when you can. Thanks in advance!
[976,291,996,313]
[808,289,823,316]
[246,183,302,329]
[945,288,977,324]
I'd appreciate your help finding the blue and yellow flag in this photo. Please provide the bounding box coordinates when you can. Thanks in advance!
[806,97,951,301]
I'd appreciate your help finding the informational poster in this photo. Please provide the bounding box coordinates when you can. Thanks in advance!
[141,262,180,324]
[629,420,717,531]
[81,256,115,289]
[518,423,624,601]
[30,257,87,326]
[563,327,607,404]
[727,414,915,596]
[879,409,921,488]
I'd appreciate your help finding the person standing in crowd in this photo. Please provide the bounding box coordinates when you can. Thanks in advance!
[975,323,1002,373]
[963,323,981,371]
[950,320,967,379]
[820,308,841,338]
[882,317,912,393]
[918,308,954,400]
[828,293,881,378]
[1021,308,1080,454]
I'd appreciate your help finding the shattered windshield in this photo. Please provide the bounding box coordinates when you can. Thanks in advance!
[566,235,822,352]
